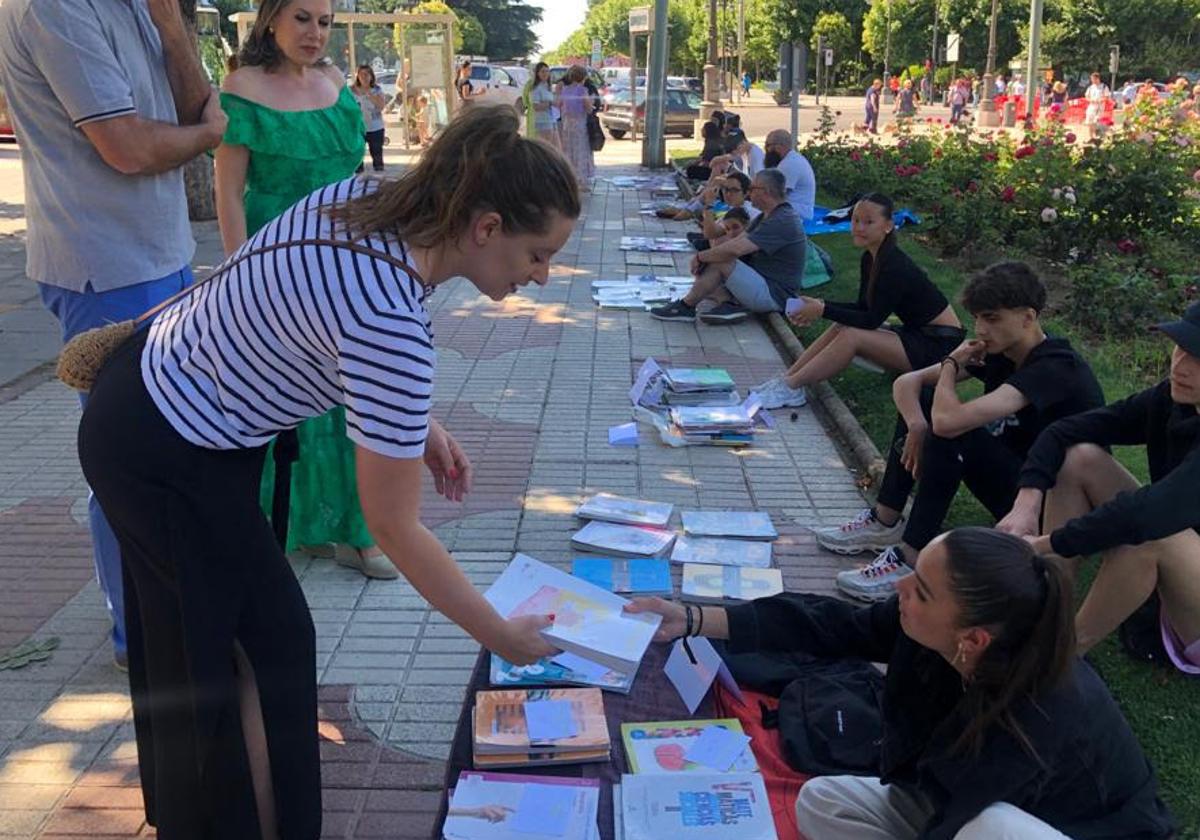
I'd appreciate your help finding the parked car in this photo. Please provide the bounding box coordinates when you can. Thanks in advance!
[667,76,703,94]
[0,82,14,142]
[468,64,525,110]
[599,88,699,139]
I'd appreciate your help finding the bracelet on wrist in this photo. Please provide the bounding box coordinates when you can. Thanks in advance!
[940,356,961,374]
[683,603,694,639]
[693,605,705,637]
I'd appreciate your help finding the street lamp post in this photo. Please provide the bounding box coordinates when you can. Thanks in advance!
[736,0,744,103]
[882,0,893,103]
[697,0,722,130]
[978,0,1001,125]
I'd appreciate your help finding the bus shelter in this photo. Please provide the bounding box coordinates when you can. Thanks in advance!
[228,11,457,144]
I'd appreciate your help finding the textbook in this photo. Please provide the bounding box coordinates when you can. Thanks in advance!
[473,688,609,756]
[489,653,635,694]
[483,553,662,675]
[670,536,773,569]
[571,557,672,596]
[681,511,778,541]
[618,772,778,840]
[682,564,784,603]
[575,493,674,528]
[571,521,676,559]
[621,720,759,774]
[619,236,693,252]
[662,368,736,393]
[444,771,600,840]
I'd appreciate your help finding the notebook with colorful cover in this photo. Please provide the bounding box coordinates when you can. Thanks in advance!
[445,771,600,840]
[483,553,662,674]
[619,772,777,840]
[571,521,676,559]
[575,493,674,527]
[571,557,672,596]
[621,720,759,774]
[662,368,736,393]
[680,511,778,540]
[670,536,773,569]
[489,653,635,694]
[681,564,784,603]
[473,687,608,755]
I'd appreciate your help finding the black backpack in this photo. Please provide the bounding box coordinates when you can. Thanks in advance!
[772,660,884,776]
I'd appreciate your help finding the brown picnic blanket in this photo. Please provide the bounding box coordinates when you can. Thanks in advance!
[432,642,715,839]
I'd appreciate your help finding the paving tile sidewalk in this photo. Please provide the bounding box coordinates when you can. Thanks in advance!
[0,169,868,838]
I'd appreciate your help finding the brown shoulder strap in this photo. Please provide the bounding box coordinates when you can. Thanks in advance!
[134,237,426,327]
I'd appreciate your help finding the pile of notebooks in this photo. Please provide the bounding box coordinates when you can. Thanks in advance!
[592,275,693,311]
[630,358,741,412]
[668,396,765,446]
[471,687,611,769]
[571,492,676,558]
[619,236,693,252]
[629,359,768,446]
[444,771,600,840]
[675,509,783,603]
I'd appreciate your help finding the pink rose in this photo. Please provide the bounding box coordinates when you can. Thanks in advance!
[1064,132,1077,144]
[1000,186,1016,202]
[1014,145,1036,159]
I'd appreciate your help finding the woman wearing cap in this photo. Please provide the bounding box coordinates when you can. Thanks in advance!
[1000,300,1200,675]
[628,528,1175,838]
[77,107,577,837]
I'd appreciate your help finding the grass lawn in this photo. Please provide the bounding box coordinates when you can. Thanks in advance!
[799,226,1200,833]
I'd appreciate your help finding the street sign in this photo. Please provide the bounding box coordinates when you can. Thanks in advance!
[628,6,652,34]
[945,32,960,63]
[824,48,833,66]
[591,38,602,67]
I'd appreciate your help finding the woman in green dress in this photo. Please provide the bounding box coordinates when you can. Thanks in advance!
[214,0,397,579]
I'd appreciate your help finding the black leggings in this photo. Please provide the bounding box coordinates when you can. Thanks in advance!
[876,388,1022,550]
[362,128,385,172]
[78,330,320,839]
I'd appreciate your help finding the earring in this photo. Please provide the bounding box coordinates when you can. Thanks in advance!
[952,639,967,667]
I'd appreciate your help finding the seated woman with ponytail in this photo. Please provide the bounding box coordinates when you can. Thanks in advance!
[627,528,1176,840]
[754,193,964,410]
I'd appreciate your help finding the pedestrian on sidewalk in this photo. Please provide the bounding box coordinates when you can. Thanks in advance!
[351,64,388,172]
[556,65,596,191]
[77,106,576,839]
[0,0,226,671]
[216,0,401,580]
[523,61,561,148]
[864,78,883,133]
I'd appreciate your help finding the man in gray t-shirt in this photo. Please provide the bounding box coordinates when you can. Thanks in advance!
[0,0,225,667]
[651,167,807,325]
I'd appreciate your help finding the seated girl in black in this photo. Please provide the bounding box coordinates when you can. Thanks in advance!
[755,193,964,409]
[628,528,1175,840]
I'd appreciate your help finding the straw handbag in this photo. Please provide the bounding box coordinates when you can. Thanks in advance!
[57,238,424,392]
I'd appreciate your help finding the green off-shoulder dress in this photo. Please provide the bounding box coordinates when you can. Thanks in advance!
[219,87,373,551]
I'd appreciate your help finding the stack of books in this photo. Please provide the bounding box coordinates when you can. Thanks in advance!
[592,276,694,311]
[670,535,773,569]
[615,773,778,840]
[619,236,693,252]
[472,687,610,769]
[483,554,662,681]
[669,395,764,445]
[661,367,738,406]
[571,521,675,558]
[674,511,782,602]
[682,565,784,603]
[489,652,635,694]
[444,771,599,840]
[621,719,759,774]
[575,492,673,527]
[571,557,672,596]
[681,511,778,541]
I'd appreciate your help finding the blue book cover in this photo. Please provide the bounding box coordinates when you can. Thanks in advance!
[572,557,672,595]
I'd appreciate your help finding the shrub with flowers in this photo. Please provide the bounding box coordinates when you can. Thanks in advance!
[802,96,1200,335]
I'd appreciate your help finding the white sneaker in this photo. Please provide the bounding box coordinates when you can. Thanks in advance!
[335,545,400,580]
[757,378,808,409]
[752,376,781,393]
[835,546,913,602]
[812,508,905,555]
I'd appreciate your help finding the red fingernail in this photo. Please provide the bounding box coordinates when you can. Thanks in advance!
[448,468,459,479]
[548,613,556,621]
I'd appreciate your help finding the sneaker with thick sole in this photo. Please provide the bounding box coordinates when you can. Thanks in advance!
[336,545,401,580]
[813,508,905,555]
[756,378,808,409]
[835,546,912,602]
[650,300,697,322]
[700,301,749,324]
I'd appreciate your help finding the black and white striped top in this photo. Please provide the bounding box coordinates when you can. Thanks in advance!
[142,177,434,459]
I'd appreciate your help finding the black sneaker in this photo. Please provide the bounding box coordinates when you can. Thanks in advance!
[700,301,749,324]
[1118,592,1168,666]
[650,300,697,322]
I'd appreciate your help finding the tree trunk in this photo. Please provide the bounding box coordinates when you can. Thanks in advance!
[184,155,217,221]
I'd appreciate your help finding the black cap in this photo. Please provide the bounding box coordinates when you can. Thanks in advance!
[1155,300,1200,357]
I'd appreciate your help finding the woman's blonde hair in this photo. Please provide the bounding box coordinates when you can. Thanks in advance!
[327,106,580,247]
[567,65,587,84]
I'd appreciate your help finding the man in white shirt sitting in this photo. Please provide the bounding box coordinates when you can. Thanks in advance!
[763,129,816,221]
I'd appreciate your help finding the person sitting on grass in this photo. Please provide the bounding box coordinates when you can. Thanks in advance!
[707,206,750,246]
[687,172,759,250]
[814,262,1104,603]
[649,168,805,326]
[753,194,965,411]
[708,128,765,179]
[627,528,1176,840]
[998,301,1200,674]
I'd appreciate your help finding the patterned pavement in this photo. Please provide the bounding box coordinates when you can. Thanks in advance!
[0,171,869,838]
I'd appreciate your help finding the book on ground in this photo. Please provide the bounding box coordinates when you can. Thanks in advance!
[484,553,662,675]
[663,368,736,393]
[619,772,778,840]
[474,688,608,755]
[445,771,599,840]
[621,720,759,774]
[682,564,784,603]
[670,536,772,569]
[681,511,778,540]
[575,493,674,527]
[490,653,635,694]
[571,521,676,559]
[571,557,672,596]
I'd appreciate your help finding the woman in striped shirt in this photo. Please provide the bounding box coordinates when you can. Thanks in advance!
[77,106,579,838]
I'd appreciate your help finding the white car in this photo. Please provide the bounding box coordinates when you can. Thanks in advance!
[468,64,524,110]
